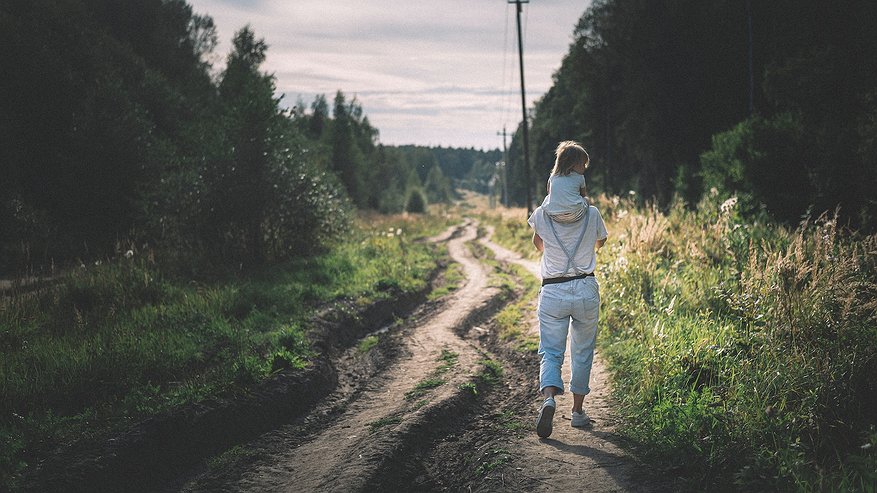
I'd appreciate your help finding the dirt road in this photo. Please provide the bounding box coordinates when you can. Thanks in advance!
[473,227,663,492]
[170,219,665,492]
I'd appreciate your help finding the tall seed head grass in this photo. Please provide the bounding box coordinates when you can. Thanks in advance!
[597,193,877,490]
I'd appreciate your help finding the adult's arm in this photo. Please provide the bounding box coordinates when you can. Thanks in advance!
[533,232,544,252]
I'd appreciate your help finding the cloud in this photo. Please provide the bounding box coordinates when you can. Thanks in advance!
[188,0,590,149]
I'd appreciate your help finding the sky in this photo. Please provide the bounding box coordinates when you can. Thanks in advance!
[187,0,591,150]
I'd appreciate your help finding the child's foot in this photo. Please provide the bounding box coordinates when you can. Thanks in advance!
[536,397,556,438]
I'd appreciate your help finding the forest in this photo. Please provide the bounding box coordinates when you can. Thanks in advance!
[505,0,877,231]
[0,0,500,273]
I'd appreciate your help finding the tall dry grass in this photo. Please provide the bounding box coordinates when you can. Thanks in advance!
[597,192,877,491]
[479,192,877,491]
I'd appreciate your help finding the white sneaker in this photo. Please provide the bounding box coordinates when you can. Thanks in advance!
[571,410,591,428]
[536,397,556,438]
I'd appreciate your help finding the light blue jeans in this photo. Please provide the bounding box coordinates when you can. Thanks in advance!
[537,277,600,396]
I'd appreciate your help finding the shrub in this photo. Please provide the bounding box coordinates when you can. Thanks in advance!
[700,114,813,223]
[405,187,428,213]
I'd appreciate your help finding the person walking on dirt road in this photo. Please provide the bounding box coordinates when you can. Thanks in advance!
[527,141,607,439]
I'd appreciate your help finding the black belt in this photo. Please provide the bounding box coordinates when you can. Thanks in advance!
[541,272,594,286]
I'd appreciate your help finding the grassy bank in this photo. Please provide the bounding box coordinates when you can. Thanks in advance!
[480,196,877,491]
[0,212,451,489]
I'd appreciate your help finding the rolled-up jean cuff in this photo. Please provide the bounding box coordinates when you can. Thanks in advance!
[539,381,565,395]
[569,385,590,395]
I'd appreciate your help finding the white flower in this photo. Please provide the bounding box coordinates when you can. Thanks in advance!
[125,250,134,259]
[720,196,738,214]
[396,228,402,236]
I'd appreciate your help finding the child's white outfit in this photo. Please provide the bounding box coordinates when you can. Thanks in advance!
[541,172,587,223]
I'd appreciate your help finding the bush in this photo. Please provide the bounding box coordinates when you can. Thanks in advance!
[700,114,811,222]
[260,145,352,259]
[405,187,428,214]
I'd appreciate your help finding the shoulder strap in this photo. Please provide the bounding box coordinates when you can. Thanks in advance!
[545,207,590,276]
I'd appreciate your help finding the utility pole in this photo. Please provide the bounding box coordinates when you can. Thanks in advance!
[746,0,754,116]
[509,0,532,214]
[497,126,509,207]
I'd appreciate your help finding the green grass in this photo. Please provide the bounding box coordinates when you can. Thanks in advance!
[595,194,877,491]
[481,249,540,353]
[404,378,446,401]
[495,410,527,432]
[459,382,478,395]
[463,234,541,352]
[477,212,540,262]
[477,359,503,386]
[478,196,877,490]
[427,260,465,300]
[459,359,505,397]
[492,264,540,352]
[206,444,260,471]
[0,213,450,490]
[404,349,460,401]
[436,349,459,373]
[475,448,513,475]
[367,415,403,433]
[357,335,380,353]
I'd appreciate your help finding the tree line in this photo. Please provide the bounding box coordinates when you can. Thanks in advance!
[0,0,499,272]
[506,0,877,229]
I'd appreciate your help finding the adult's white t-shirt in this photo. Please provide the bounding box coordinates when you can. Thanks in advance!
[527,205,608,280]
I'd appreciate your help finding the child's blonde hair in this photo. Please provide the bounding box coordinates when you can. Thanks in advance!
[551,140,589,176]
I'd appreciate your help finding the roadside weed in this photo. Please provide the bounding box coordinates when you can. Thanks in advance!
[357,335,380,353]
[475,449,513,475]
[367,416,403,433]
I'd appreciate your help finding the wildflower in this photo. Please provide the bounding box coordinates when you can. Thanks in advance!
[125,250,134,259]
[710,187,719,197]
[396,228,402,236]
[628,190,636,196]
[720,197,738,214]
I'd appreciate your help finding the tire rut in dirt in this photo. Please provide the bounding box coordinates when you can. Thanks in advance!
[22,236,449,493]
[353,292,539,490]
[176,220,507,492]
